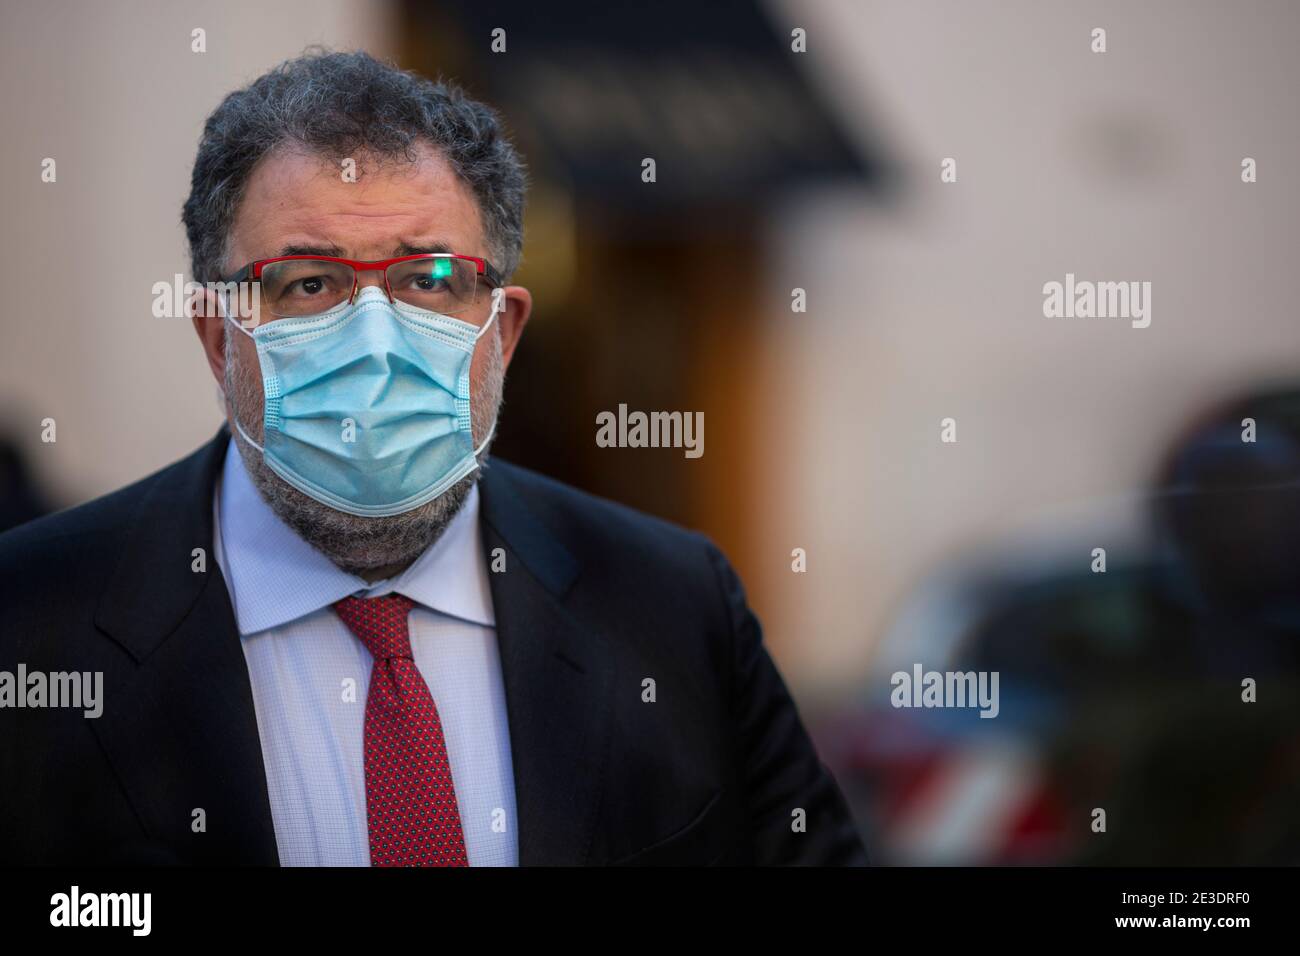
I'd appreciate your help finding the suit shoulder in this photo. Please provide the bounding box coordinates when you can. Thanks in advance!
[0,446,207,598]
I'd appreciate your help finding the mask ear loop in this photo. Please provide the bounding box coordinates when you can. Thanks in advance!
[230,411,266,454]
[220,296,266,453]
[474,283,509,341]
[469,288,504,463]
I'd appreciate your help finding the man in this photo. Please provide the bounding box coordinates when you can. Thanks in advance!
[0,50,867,866]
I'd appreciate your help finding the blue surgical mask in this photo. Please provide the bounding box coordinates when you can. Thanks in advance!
[225,284,498,517]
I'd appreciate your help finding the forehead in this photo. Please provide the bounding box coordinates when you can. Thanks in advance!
[229,141,485,262]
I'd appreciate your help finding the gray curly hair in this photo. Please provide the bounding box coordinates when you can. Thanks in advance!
[181,47,527,284]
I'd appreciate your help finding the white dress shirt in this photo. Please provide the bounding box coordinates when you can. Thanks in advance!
[211,439,518,866]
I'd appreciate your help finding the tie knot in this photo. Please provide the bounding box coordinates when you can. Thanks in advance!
[334,593,417,661]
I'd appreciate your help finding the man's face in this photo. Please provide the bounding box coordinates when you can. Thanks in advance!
[192,141,531,576]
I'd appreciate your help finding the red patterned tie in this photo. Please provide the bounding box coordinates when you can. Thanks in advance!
[333,593,469,866]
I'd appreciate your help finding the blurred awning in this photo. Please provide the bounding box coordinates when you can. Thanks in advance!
[431,0,891,205]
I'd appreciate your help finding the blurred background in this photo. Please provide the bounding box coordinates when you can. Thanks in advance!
[2,0,1299,863]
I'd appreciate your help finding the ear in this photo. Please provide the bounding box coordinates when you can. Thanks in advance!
[494,285,533,370]
[191,286,228,386]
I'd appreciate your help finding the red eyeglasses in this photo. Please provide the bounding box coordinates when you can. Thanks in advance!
[222,253,503,320]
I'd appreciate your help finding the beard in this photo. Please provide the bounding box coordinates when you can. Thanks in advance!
[223,323,505,577]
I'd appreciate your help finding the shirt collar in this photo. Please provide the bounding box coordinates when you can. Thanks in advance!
[215,439,495,635]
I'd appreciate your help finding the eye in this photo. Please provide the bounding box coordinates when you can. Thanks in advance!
[287,275,333,296]
[403,268,452,293]
[390,258,459,295]
[259,260,354,316]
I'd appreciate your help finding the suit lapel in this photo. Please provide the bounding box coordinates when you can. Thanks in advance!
[478,461,613,866]
[92,429,279,864]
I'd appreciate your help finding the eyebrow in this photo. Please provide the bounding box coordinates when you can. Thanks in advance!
[273,242,347,258]
[392,240,455,257]
[268,240,458,259]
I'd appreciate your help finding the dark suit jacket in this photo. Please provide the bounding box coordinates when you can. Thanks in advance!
[0,429,867,865]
